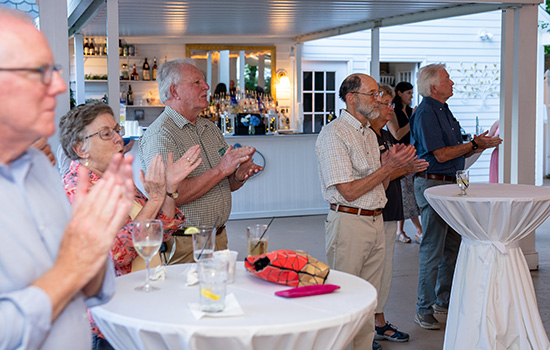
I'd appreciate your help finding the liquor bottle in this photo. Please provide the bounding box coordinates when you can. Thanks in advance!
[103,40,107,56]
[123,44,129,57]
[89,38,96,56]
[118,39,123,56]
[130,64,139,81]
[84,38,90,55]
[142,58,150,81]
[93,38,99,55]
[152,57,158,80]
[120,63,129,80]
[127,85,134,105]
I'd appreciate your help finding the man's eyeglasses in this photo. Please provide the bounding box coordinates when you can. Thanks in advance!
[0,64,62,85]
[350,91,383,98]
[84,125,125,141]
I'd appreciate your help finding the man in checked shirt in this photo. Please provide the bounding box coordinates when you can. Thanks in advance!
[316,73,418,350]
[140,58,262,263]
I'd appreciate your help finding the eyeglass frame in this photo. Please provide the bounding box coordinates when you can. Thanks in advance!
[0,64,62,85]
[380,102,395,109]
[350,91,383,98]
[84,125,125,141]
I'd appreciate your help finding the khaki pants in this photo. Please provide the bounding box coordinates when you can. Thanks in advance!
[375,220,397,314]
[325,210,385,350]
[162,228,229,265]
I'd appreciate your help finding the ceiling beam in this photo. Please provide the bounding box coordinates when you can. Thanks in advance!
[68,0,105,37]
[296,3,521,43]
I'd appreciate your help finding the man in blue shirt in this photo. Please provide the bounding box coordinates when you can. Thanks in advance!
[409,64,501,330]
[0,7,133,349]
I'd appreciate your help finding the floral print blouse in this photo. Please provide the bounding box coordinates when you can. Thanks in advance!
[63,161,185,340]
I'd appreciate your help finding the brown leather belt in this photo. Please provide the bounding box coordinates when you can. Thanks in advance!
[415,173,456,182]
[173,225,226,237]
[330,204,383,217]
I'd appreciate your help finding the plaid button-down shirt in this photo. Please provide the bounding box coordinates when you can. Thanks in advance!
[139,106,231,227]
[315,109,387,210]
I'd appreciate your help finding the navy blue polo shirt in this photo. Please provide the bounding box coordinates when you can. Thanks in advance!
[409,97,465,177]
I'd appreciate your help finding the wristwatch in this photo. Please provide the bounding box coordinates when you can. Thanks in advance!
[471,140,479,151]
[167,190,179,199]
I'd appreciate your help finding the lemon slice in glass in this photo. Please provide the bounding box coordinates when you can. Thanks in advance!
[201,288,221,300]
[184,226,200,235]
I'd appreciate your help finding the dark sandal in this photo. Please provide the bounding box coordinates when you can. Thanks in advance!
[396,232,412,243]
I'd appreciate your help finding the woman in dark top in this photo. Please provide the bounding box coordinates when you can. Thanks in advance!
[387,82,423,244]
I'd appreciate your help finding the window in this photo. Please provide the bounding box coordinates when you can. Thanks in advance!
[302,70,336,134]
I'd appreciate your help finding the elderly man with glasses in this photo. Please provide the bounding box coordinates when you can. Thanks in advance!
[409,64,502,330]
[316,73,418,350]
[0,7,134,349]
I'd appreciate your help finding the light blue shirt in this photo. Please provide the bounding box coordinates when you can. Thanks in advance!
[0,148,115,350]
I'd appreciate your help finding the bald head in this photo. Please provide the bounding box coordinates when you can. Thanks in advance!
[0,6,66,163]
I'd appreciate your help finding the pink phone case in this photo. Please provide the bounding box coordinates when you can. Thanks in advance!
[274,284,340,298]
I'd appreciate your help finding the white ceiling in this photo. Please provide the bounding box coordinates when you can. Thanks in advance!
[72,0,538,41]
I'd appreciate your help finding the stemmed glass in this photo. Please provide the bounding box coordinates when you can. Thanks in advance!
[130,219,163,292]
[456,170,469,196]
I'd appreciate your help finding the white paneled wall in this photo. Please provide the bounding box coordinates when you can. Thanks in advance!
[227,134,327,219]
[303,11,503,183]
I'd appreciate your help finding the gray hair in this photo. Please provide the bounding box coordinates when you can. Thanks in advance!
[379,84,394,99]
[417,63,446,97]
[59,101,114,160]
[157,58,197,104]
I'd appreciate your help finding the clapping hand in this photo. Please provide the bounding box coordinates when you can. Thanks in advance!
[406,158,429,175]
[166,145,202,192]
[60,153,134,286]
[217,145,256,176]
[382,144,417,170]
[140,154,167,202]
[472,131,502,152]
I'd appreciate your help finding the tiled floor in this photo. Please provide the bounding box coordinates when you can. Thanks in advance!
[226,214,550,350]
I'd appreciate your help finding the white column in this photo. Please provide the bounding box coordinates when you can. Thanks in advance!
[207,52,213,97]
[219,50,230,89]
[74,34,85,105]
[295,43,303,132]
[370,27,380,81]
[258,55,265,89]
[106,0,120,120]
[239,51,245,92]
[501,5,539,270]
[38,0,70,153]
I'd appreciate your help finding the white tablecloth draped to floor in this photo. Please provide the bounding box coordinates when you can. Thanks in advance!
[425,183,550,350]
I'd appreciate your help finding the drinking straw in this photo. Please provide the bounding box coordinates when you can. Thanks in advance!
[251,217,275,253]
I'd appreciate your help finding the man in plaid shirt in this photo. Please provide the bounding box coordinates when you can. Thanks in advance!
[316,73,417,350]
[140,59,262,263]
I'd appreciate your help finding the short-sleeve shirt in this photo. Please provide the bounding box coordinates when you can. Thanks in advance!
[139,106,231,227]
[409,97,465,176]
[316,109,387,210]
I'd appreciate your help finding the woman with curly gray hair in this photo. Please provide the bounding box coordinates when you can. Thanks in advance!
[58,101,202,350]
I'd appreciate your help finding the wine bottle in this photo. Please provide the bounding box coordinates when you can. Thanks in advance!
[142,58,150,81]
[130,64,139,81]
[89,38,96,56]
[127,84,134,105]
[118,39,123,56]
[152,57,158,80]
[84,38,90,55]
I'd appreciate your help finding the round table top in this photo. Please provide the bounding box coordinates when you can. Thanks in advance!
[91,263,377,350]
[424,183,550,202]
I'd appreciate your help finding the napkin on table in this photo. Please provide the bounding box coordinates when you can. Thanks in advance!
[188,293,244,320]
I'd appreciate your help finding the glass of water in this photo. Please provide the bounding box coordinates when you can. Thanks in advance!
[192,226,216,262]
[456,170,469,196]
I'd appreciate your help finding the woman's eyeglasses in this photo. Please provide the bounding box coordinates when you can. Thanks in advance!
[84,125,125,141]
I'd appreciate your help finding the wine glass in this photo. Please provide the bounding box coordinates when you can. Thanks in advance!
[456,170,469,196]
[130,219,163,292]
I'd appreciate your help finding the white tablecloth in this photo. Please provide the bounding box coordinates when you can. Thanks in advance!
[91,263,377,350]
[425,183,550,350]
